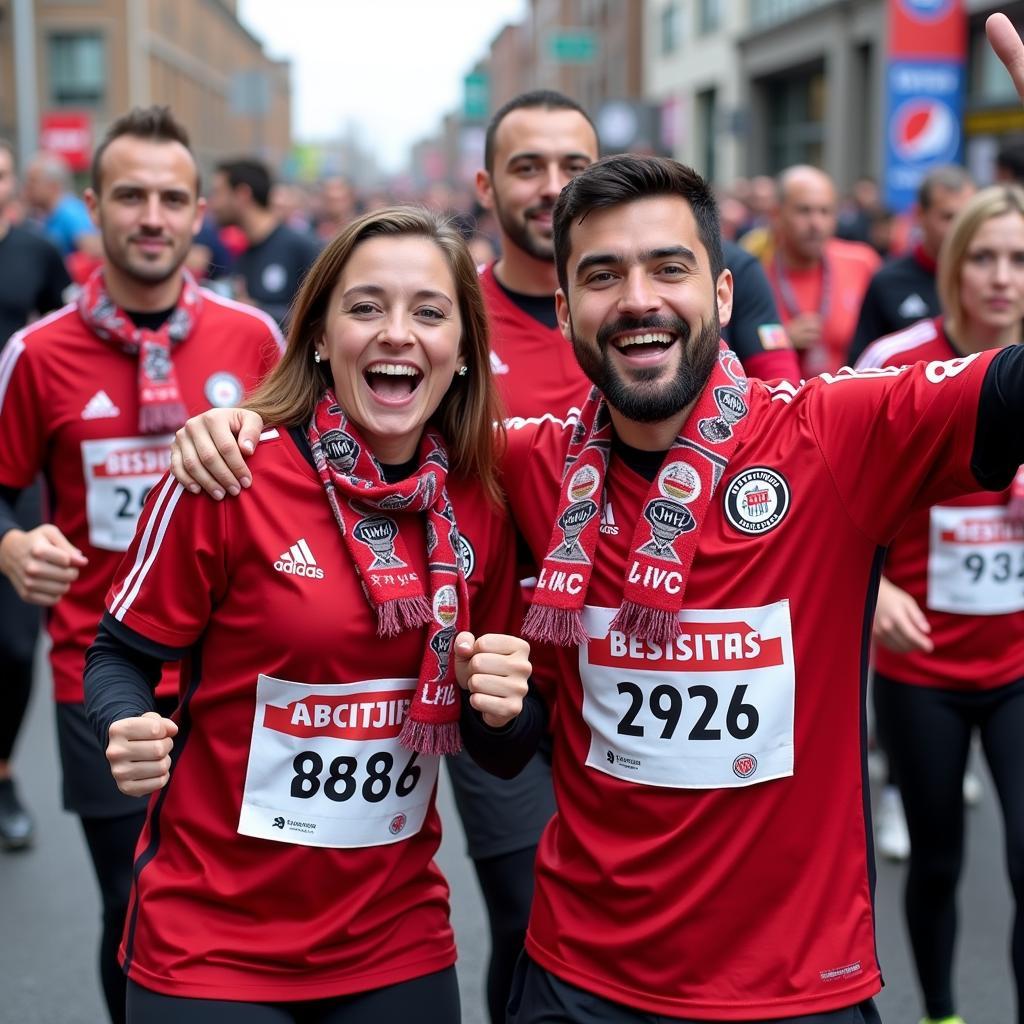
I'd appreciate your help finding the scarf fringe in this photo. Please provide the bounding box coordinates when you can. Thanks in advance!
[376,595,433,637]
[610,601,680,644]
[522,603,588,646]
[399,717,461,756]
[139,401,188,436]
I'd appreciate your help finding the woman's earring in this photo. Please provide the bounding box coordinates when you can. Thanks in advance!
[457,364,468,377]
[314,351,322,364]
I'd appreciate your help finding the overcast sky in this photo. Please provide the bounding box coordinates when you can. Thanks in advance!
[237,0,528,172]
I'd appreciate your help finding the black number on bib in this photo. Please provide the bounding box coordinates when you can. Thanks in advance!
[615,682,645,737]
[726,684,759,739]
[325,756,358,802]
[614,682,761,742]
[963,552,984,582]
[993,551,1012,583]
[687,685,721,740]
[362,752,393,803]
[115,487,134,519]
[395,752,421,797]
[290,749,421,804]
[650,684,682,739]
[290,751,324,798]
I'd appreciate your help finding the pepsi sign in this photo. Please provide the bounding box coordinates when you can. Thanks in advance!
[897,0,955,21]
[884,59,963,213]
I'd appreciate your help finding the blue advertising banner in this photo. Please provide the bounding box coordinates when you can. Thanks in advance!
[885,59,964,211]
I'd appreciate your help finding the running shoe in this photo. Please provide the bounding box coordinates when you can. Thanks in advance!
[0,777,33,850]
[875,785,910,861]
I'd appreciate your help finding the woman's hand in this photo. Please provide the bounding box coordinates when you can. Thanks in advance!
[873,576,934,654]
[105,712,179,797]
[170,408,265,498]
[454,632,532,729]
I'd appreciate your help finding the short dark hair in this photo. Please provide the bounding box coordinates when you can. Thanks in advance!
[215,158,273,208]
[91,106,195,194]
[997,142,1024,183]
[552,155,725,295]
[484,90,596,173]
[917,164,973,209]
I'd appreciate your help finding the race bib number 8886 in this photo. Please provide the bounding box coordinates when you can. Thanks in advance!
[238,674,439,848]
[580,602,795,789]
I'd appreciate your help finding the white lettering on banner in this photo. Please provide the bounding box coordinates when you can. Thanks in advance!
[927,505,1024,614]
[580,602,795,789]
[80,435,172,551]
[238,674,439,848]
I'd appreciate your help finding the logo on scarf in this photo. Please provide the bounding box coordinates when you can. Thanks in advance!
[719,348,747,390]
[321,429,360,472]
[378,471,437,511]
[429,587,457,680]
[638,498,696,561]
[548,499,599,563]
[658,462,701,504]
[457,535,476,579]
[567,465,600,502]
[698,386,748,443]
[142,342,173,383]
[352,515,406,568]
[724,467,790,535]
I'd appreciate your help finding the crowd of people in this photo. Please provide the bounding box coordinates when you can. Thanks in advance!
[3,11,1024,1024]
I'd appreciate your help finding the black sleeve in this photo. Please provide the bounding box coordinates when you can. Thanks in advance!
[848,277,887,366]
[0,484,22,543]
[39,243,71,313]
[459,681,548,780]
[83,615,177,747]
[971,345,1024,491]
[721,242,782,361]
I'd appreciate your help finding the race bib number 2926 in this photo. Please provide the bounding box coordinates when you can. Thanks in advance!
[238,674,439,848]
[580,602,795,789]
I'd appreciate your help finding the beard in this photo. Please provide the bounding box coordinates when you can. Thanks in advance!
[492,194,556,262]
[103,227,190,287]
[570,311,721,423]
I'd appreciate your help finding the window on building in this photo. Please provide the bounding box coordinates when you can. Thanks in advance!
[48,32,106,106]
[764,68,826,173]
[697,88,718,182]
[661,1,683,56]
[698,0,722,35]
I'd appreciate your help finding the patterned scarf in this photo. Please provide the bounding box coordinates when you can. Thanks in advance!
[308,391,468,755]
[77,267,202,434]
[523,343,749,646]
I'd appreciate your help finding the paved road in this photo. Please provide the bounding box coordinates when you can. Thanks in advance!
[0,653,1014,1023]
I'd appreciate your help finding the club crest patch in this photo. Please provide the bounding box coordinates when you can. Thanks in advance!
[724,467,790,535]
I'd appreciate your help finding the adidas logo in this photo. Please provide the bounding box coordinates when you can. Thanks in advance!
[599,500,619,535]
[898,293,928,320]
[489,350,510,375]
[82,390,121,420]
[274,538,325,579]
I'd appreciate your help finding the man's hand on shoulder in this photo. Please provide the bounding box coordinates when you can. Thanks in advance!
[170,408,265,499]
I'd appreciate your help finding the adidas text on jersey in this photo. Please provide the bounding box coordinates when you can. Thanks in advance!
[274,538,324,579]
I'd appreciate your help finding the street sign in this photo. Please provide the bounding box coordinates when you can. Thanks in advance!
[463,71,489,122]
[547,30,598,64]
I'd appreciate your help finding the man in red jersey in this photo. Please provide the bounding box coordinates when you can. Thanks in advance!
[0,107,281,1024]
[763,164,881,377]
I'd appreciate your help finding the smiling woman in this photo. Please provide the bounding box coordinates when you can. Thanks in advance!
[81,206,530,1022]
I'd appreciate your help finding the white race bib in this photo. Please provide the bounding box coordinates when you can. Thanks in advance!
[80,436,171,551]
[238,674,439,848]
[927,505,1024,615]
[580,602,795,789]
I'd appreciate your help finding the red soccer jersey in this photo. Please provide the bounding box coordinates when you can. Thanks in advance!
[0,290,283,702]
[502,348,996,1019]
[765,238,881,377]
[104,428,519,1000]
[858,317,1024,689]
[480,263,590,421]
